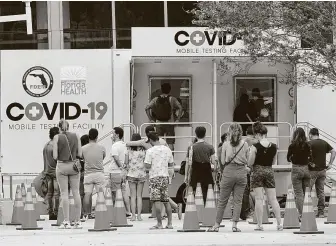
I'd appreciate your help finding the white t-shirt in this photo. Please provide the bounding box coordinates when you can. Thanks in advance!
[105,140,127,174]
[144,145,174,179]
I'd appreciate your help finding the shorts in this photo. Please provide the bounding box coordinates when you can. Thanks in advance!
[149,176,169,202]
[251,165,275,189]
[84,172,106,193]
[156,123,175,144]
[106,173,126,192]
[127,176,146,184]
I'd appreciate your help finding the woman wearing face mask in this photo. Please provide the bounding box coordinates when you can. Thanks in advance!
[248,122,283,231]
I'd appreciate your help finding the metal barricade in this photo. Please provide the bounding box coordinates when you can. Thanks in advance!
[1,173,39,199]
[293,122,336,145]
[97,123,138,143]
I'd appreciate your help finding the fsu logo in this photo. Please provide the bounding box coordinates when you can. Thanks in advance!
[22,66,54,97]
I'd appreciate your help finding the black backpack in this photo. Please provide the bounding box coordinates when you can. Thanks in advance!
[152,95,172,121]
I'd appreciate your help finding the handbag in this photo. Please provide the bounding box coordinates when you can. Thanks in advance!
[64,133,81,173]
[224,142,245,167]
[33,172,48,198]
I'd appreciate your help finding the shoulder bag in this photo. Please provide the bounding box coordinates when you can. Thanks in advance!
[64,133,81,173]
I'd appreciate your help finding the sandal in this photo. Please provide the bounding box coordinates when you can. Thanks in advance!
[277,225,283,231]
[207,226,220,232]
[150,225,163,230]
[232,227,241,232]
[137,215,143,221]
[130,216,136,222]
[165,225,174,229]
[254,225,264,231]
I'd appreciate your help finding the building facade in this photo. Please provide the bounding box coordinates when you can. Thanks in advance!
[0,1,196,50]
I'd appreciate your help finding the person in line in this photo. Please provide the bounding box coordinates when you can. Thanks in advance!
[145,82,183,151]
[53,119,82,229]
[233,93,255,135]
[79,134,89,219]
[248,122,282,231]
[287,127,312,219]
[81,128,106,221]
[104,127,131,217]
[144,132,174,229]
[208,123,249,232]
[308,128,336,218]
[245,126,258,147]
[217,133,228,171]
[125,133,147,221]
[43,126,60,220]
[126,125,182,219]
[185,126,216,204]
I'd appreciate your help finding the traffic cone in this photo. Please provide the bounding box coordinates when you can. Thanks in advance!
[36,194,47,216]
[104,187,114,223]
[195,183,204,223]
[311,185,318,209]
[7,185,24,225]
[294,189,324,234]
[177,186,206,232]
[51,200,64,226]
[249,193,273,224]
[21,183,26,203]
[325,182,336,224]
[69,190,76,224]
[111,188,133,227]
[214,183,220,206]
[223,194,233,220]
[283,185,300,229]
[31,184,45,221]
[88,188,117,232]
[201,184,224,228]
[16,187,43,230]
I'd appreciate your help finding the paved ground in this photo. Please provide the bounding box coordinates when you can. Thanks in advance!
[1,214,336,246]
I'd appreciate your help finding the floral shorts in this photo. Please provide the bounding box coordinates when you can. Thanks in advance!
[251,165,275,189]
[149,176,169,202]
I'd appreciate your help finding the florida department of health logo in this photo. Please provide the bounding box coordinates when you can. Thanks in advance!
[22,66,54,97]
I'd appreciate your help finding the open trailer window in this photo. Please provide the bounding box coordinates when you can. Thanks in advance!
[149,76,192,123]
[234,76,276,123]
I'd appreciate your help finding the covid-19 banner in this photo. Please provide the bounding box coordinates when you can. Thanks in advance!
[0,50,113,173]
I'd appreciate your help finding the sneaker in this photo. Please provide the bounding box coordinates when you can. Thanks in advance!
[277,225,283,231]
[59,221,71,229]
[80,215,88,222]
[317,213,325,218]
[73,221,83,229]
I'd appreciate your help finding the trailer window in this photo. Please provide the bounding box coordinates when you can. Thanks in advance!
[234,77,276,123]
[149,76,192,123]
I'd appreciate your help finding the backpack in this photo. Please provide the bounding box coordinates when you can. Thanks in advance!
[179,161,186,175]
[152,95,172,121]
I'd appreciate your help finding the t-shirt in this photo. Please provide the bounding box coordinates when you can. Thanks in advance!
[187,141,215,164]
[146,95,181,122]
[309,139,333,171]
[287,143,311,165]
[43,140,57,176]
[222,141,249,166]
[144,145,174,179]
[105,140,127,173]
[140,138,168,150]
[82,142,106,175]
[253,142,277,167]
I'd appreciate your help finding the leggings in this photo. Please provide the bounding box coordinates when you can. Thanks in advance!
[56,161,81,222]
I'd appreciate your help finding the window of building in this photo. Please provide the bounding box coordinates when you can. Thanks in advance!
[64,1,112,49]
[115,1,164,49]
[167,1,197,27]
[149,76,192,123]
[234,76,276,123]
[0,1,47,50]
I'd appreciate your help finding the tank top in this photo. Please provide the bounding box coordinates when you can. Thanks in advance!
[57,132,78,162]
[253,142,277,167]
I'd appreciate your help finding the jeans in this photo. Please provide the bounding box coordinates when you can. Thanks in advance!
[310,170,326,214]
[291,165,311,215]
[45,174,60,215]
[216,164,247,223]
[56,161,81,222]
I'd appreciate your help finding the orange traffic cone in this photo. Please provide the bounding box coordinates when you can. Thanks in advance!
[31,184,45,221]
[311,185,318,209]
[52,199,63,226]
[283,185,300,229]
[249,192,273,225]
[325,182,336,224]
[21,183,26,203]
[223,194,233,220]
[7,185,24,226]
[88,188,117,232]
[177,186,206,232]
[111,188,133,227]
[16,187,43,230]
[201,184,224,228]
[104,187,114,223]
[214,183,220,206]
[195,183,204,223]
[294,188,324,234]
[69,190,76,224]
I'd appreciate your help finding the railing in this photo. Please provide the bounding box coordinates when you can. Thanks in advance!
[0,29,48,49]
[97,123,138,143]
[219,122,293,157]
[1,173,39,200]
